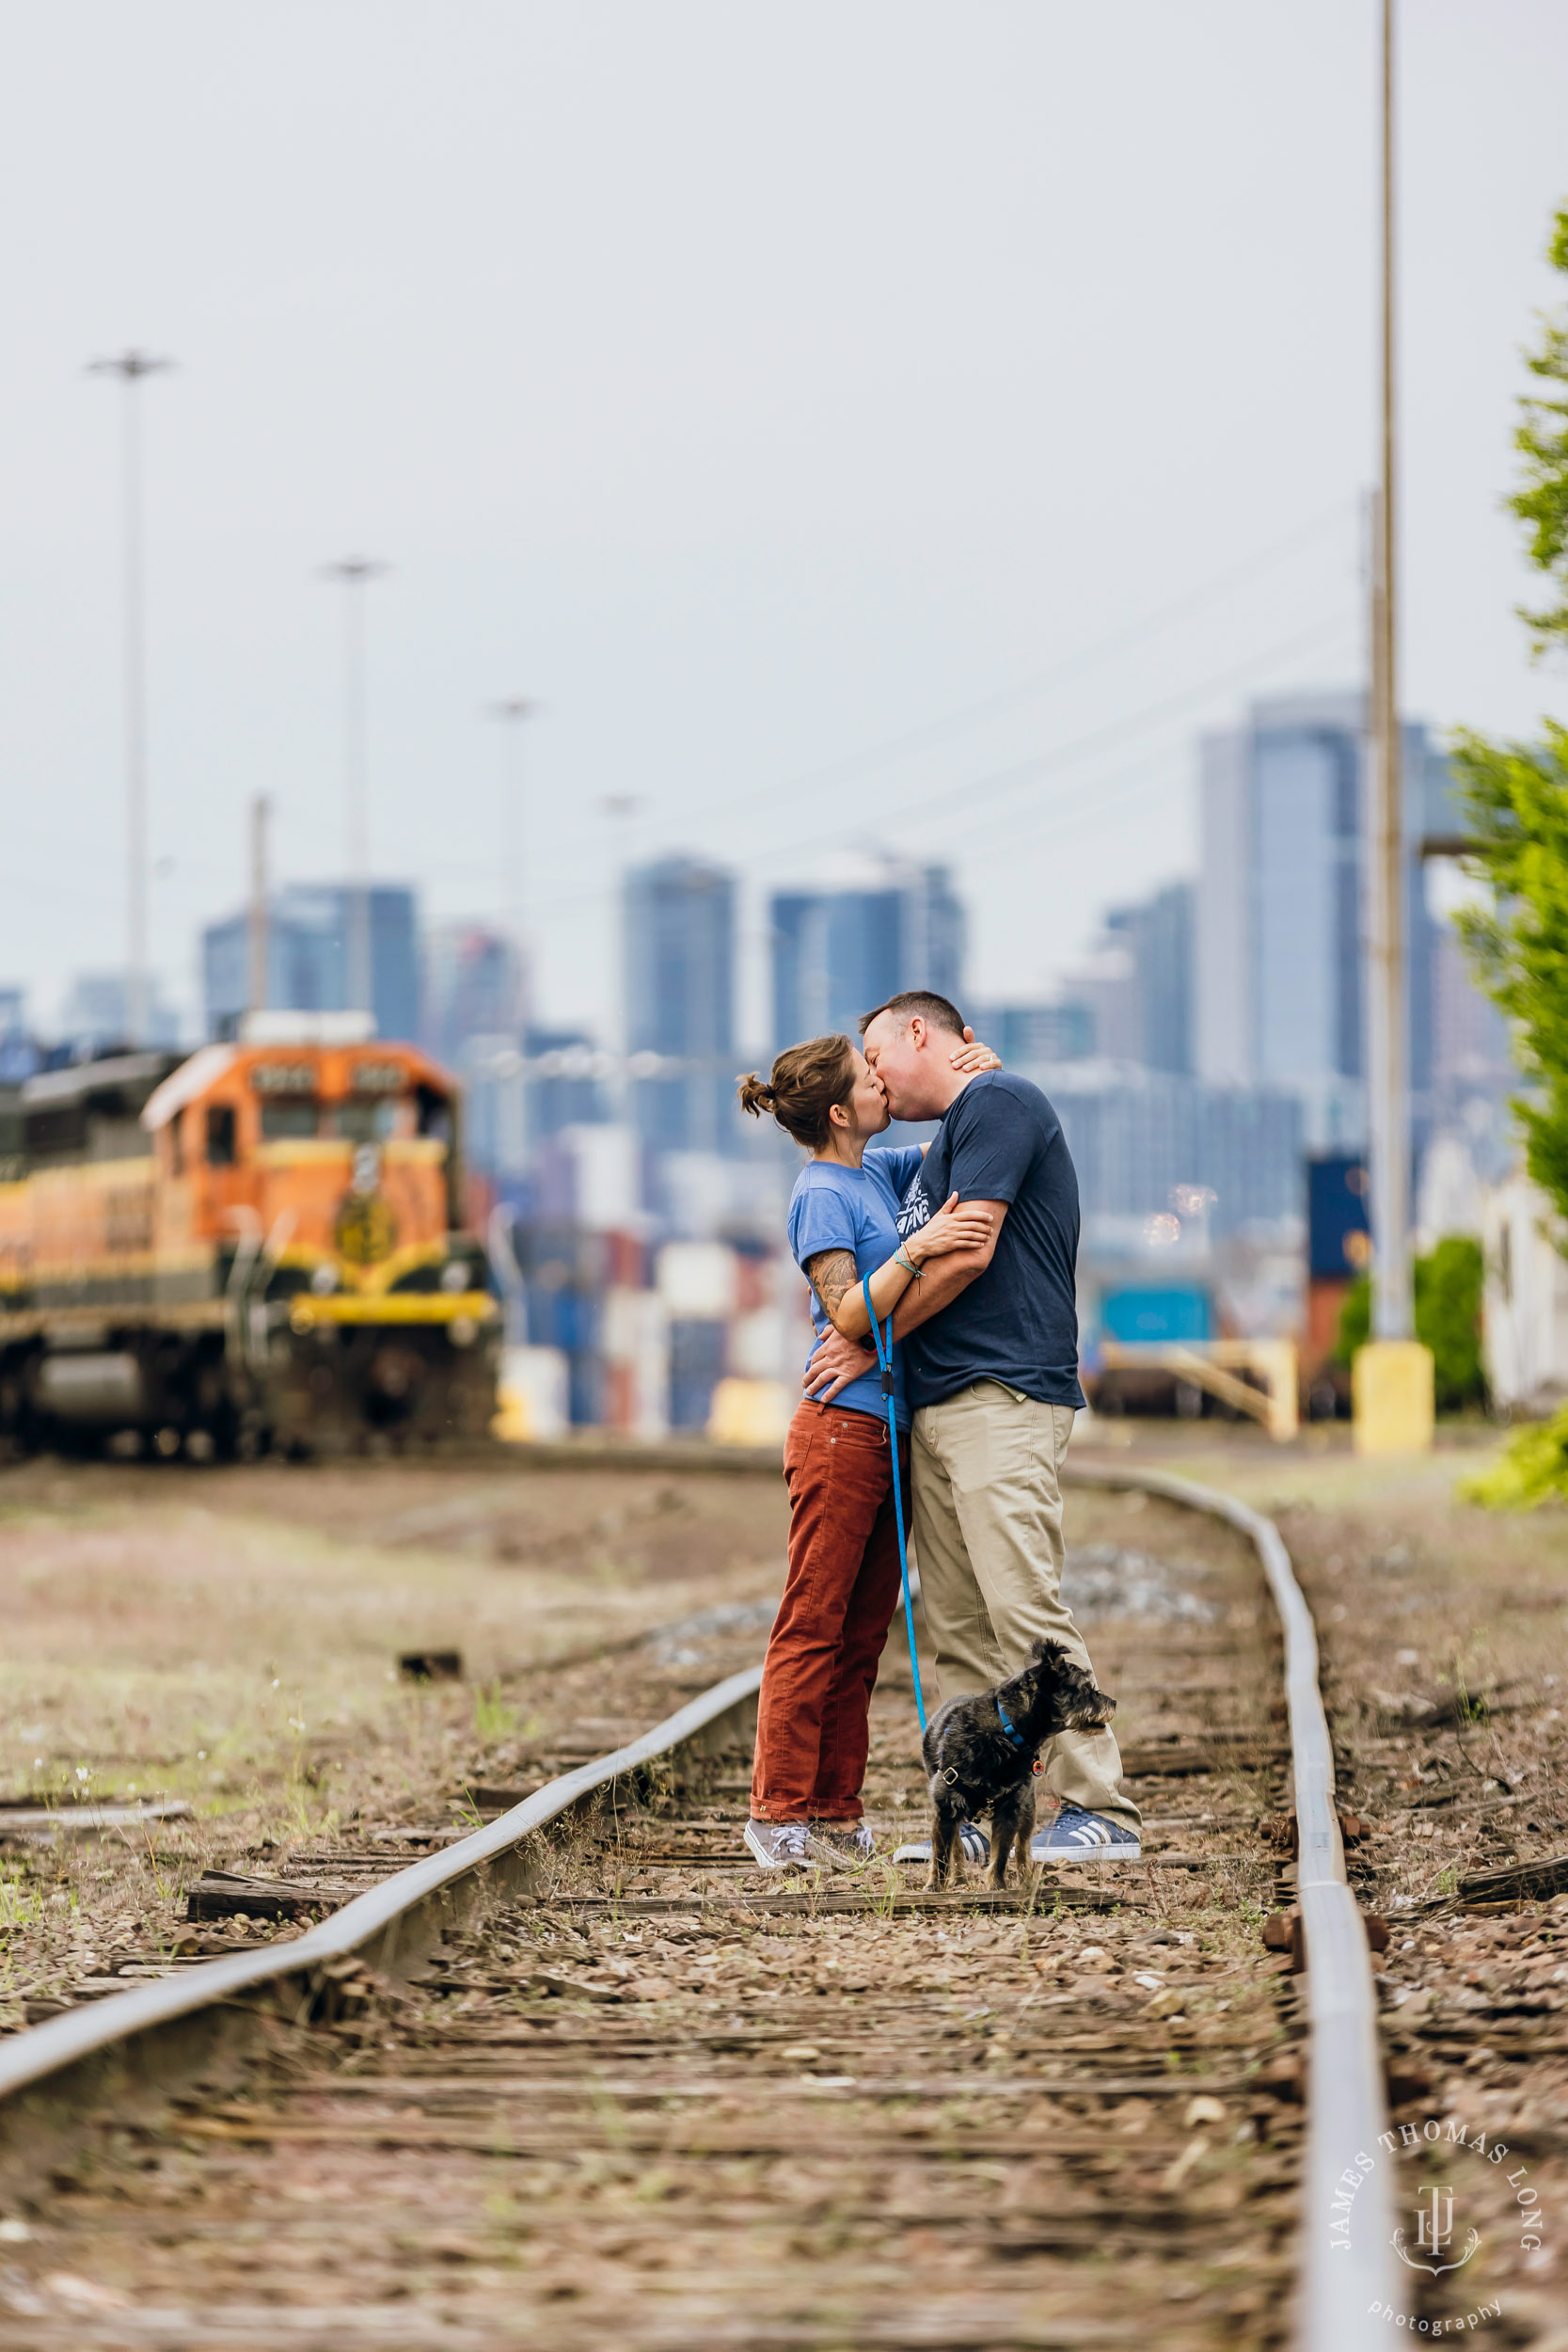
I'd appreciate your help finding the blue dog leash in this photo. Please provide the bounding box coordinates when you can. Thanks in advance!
[863,1274,926,1734]
[993,1694,1027,1750]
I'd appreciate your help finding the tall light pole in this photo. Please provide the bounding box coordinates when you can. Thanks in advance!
[1367,0,1409,1344]
[1355,0,1433,1458]
[601,793,643,1120]
[87,348,173,1047]
[248,794,271,1019]
[485,698,537,1175]
[486,696,537,1012]
[320,558,389,1021]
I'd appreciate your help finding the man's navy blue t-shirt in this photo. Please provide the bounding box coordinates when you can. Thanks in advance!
[895,1071,1085,1413]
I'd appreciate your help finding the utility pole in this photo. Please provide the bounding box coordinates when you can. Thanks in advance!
[320,558,389,1024]
[485,698,537,1174]
[87,348,173,1047]
[247,794,271,1018]
[600,794,643,1123]
[1367,0,1410,1344]
[486,696,537,1002]
[1355,0,1433,1454]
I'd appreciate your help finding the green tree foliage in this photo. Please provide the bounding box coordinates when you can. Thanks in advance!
[1461,1408,1568,1511]
[1449,719,1568,1217]
[1449,206,1568,1267]
[1513,206,1568,658]
[1451,202,1568,1506]
[1335,1238,1485,1411]
[1449,207,1568,1222]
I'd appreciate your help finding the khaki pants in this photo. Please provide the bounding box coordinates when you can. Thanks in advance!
[911,1380,1140,1834]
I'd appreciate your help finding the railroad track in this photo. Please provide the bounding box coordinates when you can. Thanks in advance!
[0,1465,1392,2348]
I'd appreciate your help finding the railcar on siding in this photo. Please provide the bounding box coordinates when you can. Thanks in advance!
[0,1031,499,1458]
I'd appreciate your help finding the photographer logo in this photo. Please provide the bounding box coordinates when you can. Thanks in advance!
[1327,2111,1547,2331]
[1393,2184,1479,2279]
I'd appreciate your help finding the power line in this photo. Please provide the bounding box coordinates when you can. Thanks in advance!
[679,496,1354,837]
[938,628,1364,860]
[472,607,1356,930]
[726,610,1355,874]
[419,612,1354,904]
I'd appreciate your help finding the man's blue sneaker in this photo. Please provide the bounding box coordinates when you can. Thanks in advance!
[893,1823,990,1867]
[1031,1805,1142,1862]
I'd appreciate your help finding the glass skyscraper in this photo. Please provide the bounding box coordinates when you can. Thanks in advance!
[768,860,965,1052]
[625,855,736,1153]
[1196,691,1441,1148]
[202,883,420,1045]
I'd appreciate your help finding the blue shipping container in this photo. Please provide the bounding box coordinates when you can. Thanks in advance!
[1307,1153,1370,1279]
[1101,1287,1212,1344]
[669,1317,727,1432]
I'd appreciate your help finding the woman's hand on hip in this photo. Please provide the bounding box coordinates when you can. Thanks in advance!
[908,1190,994,1264]
[804,1326,876,1404]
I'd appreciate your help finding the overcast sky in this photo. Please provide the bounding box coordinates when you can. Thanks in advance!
[4,2,1567,1050]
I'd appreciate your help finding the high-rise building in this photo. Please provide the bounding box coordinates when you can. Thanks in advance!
[1045,1066,1304,1237]
[1066,936,1139,1062]
[0,987,38,1084]
[1431,920,1512,1106]
[525,1027,610,1141]
[970,999,1095,1068]
[59,972,182,1055]
[1049,880,1195,1073]
[203,884,420,1044]
[1196,691,1443,1147]
[625,855,736,1153]
[769,860,965,1050]
[1107,882,1195,1074]
[421,923,526,1072]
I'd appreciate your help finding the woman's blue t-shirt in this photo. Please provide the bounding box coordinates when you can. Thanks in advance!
[787,1145,924,1429]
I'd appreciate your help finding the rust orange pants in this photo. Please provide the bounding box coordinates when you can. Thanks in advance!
[750,1399,908,1823]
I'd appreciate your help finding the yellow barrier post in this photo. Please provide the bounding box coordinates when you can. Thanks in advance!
[1351,1340,1434,1455]
[708,1378,793,1447]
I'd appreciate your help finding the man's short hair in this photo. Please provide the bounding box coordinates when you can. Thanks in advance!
[859,990,965,1041]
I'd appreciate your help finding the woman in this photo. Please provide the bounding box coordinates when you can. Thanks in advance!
[736,1031,996,1867]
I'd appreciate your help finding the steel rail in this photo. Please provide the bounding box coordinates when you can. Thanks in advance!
[1065,1461,1397,2350]
[0,1457,1395,2348]
[0,1666,761,2113]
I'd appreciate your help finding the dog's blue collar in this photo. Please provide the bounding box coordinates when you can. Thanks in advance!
[995,1694,1027,1749]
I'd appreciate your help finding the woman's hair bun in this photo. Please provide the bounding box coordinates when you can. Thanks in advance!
[736,1072,776,1118]
[736,1036,856,1148]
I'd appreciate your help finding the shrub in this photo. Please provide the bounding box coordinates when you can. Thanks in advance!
[1460,1405,1568,1510]
[1334,1236,1485,1412]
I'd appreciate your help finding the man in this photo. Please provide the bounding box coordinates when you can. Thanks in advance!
[806,990,1140,1859]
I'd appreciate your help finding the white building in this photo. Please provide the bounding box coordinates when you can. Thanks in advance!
[1480,1175,1568,1418]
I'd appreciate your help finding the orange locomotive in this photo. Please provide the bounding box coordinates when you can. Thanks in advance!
[0,1028,499,1456]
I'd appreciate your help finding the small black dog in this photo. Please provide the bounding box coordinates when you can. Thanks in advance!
[922,1639,1117,1889]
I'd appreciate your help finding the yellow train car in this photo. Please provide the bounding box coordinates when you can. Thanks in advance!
[0,1032,499,1457]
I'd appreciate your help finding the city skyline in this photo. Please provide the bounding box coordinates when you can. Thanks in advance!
[6,677,1512,1108]
[4,8,1568,1054]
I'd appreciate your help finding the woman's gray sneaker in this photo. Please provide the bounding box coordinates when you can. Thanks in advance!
[1030,1805,1141,1861]
[893,1822,990,1867]
[744,1820,816,1869]
[813,1820,876,1865]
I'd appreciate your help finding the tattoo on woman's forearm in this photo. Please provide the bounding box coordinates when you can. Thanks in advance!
[804,1248,858,1323]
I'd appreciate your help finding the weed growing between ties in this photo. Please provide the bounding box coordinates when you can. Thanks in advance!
[0,1474,1308,2346]
[473,1681,521,1743]
[0,1454,787,2038]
